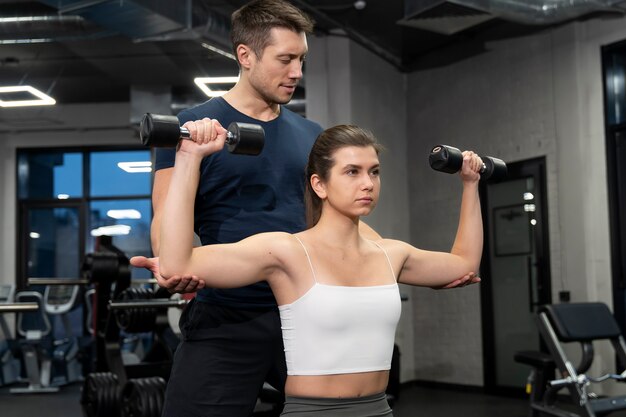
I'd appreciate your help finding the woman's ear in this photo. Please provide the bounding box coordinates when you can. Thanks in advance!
[310,174,327,200]
[237,44,253,69]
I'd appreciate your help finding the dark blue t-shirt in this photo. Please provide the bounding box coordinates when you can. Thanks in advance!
[155,97,323,308]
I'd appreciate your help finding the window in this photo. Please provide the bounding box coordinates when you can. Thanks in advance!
[17,147,153,288]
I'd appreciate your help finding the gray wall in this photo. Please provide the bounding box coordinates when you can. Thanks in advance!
[406,16,626,388]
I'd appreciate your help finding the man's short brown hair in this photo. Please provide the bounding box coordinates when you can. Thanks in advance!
[231,0,315,60]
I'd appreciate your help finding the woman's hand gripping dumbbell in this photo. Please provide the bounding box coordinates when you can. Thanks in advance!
[140,113,265,156]
[429,144,507,181]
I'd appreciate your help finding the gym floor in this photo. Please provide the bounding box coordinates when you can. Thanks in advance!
[0,382,532,417]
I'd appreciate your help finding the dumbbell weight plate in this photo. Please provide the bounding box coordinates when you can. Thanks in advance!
[81,372,121,417]
[429,145,463,174]
[226,122,265,155]
[140,114,181,148]
[481,157,508,182]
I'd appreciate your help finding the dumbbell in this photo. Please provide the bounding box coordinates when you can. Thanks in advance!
[429,144,507,181]
[139,113,264,156]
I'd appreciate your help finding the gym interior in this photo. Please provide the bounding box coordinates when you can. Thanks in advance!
[2,1,626,416]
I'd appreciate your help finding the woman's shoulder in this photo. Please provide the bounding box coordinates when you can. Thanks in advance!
[244,231,293,245]
[372,237,403,247]
[244,232,306,253]
[372,238,416,255]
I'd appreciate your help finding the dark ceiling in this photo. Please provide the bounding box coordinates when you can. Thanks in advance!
[0,0,622,107]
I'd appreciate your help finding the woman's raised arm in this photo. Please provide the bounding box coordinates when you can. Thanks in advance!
[395,151,483,287]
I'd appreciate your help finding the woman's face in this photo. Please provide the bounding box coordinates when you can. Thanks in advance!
[319,145,381,219]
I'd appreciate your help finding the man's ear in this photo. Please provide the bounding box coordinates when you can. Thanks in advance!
[311,174,327,200]
[237,44,253,69]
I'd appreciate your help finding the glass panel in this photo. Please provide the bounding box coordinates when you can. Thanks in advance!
[90,150,152,197]
[87,199,152,279]
[27,207,80,278]
[17,152,82,200]
[617,131,626,326]
[606,53,626,126]
[25,206,85,342]
[487,177,541,388]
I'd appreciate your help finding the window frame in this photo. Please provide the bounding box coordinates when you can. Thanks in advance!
[15,144,152,290]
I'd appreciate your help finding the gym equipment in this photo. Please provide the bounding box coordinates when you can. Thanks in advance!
[10,291,59,394]
[44,284,83,386]
[84,288,96,336]
[77,251,186,417]
[0,285,27,386]
[81,372,121,417]
[429,144,507,181]
[140,113,265,155]
[120,376,166,417]
[516,302,626,417]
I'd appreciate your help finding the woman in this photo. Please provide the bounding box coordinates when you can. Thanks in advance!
[159,121,483,416]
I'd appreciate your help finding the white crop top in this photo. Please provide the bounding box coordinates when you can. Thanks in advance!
[278,237,401,376]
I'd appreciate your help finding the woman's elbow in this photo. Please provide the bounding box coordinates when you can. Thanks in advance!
[159,261,181,280]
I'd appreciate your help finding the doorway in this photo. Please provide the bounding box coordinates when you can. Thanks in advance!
[480,157,552,394]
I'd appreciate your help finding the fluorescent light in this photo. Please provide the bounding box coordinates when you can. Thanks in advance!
[524,204,536,212]
[523,192,534,201]
[107,209,141,220]
[194,76,239,97]
[200,43,236,60]
[117,161,152,173]
[0,17,54,22]
[0,39,53,45]
[0,85,56,107]
[30,232,40,239]
[57,194,70,200]
[91,225,131,237]
[0,16,83,23]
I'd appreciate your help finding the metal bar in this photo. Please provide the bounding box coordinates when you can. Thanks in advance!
[28,277,157,285]
[0,302,39,312]
[538,312,588,409]
[28,278,89,286]
[108,299,188,310]
[130,278,158,285]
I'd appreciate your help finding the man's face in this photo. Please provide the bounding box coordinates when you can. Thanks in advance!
[247,27,308,105]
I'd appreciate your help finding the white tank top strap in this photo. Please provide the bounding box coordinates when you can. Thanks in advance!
[369,240,397,282]
[293,235,318,283]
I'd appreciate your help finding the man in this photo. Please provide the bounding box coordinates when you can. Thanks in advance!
[131,1,478,416]
[139,2,324,416]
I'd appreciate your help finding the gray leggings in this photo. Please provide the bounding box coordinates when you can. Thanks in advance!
[280,392,393,416]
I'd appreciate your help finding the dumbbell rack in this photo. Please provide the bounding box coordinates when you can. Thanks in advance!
[42,251,181,417]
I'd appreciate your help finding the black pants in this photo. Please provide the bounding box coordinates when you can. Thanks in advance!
[162,299,287,417]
